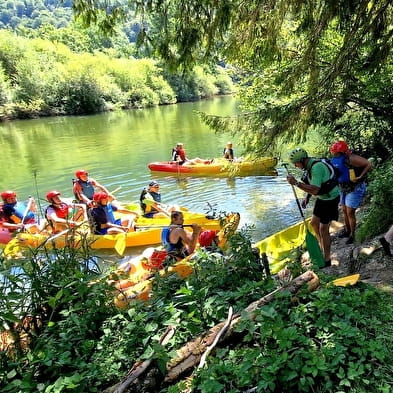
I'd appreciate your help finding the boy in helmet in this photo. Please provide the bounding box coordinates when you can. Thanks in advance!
[45,191,87,233]
[330,141,372,244]
[1,190,43,233]
[286,148,340,267]
[89,192,137,235]
[73,169,113,206]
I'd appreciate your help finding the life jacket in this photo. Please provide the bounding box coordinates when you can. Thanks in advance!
[223,148,234,160]
[3,202,35,224]
[301,158,339,196]
[140,190,161,214]
[161,227,188,259]
[45,203,69,219]
[331,153,364,192]
[171,147,186,163]
[73,178,95,202]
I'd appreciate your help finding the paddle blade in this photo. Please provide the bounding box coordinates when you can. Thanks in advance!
[305,230,325,268]
[115,235,126,256]
[332,274,360,287]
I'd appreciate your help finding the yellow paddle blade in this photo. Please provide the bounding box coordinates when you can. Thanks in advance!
[332,274,360,287]
[114,235,126,256]
[3,238,23,258]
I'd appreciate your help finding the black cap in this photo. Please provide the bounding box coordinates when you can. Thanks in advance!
[149,181,159,187]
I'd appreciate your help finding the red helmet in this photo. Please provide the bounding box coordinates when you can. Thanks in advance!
[75,169,88,179]
[46,190,61,202]
[330,141,349,154]
[93,192,108,202]
[198,230,218,247]
[1,190,17,201]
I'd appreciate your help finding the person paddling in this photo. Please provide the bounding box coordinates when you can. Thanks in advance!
[286,148,340,267]
[73,169,113,206]
[140,181,179,218]
[171,142,211,165]
[89,192,137,235]
[161,211,202,260]
[45,190,87,233]
[223,142,234,161]
[1,190,44,233]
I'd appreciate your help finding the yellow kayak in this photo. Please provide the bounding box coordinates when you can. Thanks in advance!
[10,211,223,251]
[112,212,240,307]
[253,219,312,274]
[148,157,278,177]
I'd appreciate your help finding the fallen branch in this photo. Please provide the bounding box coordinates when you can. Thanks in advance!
[198,306,233,369]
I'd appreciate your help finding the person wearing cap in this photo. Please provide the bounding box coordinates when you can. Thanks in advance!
[45,190,87,233]
[286,148,340,267]
[89,192,137,234]
[223,142,234,161]
[1,190,43,233]
[140,182,178,218]
[171,142,211,165]
[330,141,372,244]
[73,169,113,206]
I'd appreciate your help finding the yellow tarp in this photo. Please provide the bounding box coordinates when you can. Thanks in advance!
[254,219,312,274]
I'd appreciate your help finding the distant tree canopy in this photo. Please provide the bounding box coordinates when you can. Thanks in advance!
[71,0,393,158]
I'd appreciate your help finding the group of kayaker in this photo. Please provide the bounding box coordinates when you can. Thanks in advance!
[0,167,218,257]
[286,140,372,267]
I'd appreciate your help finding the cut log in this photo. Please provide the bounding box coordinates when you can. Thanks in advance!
[105,270,319,393]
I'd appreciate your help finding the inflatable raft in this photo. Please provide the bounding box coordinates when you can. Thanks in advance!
[148,157,278,177]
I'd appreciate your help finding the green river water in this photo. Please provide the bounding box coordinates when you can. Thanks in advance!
[0,96,302,255]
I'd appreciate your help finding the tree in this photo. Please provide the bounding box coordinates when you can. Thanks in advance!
[71,0,393,154]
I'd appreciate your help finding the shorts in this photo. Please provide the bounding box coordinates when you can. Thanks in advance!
[340,182,366,209]
[97,219,122,235]
[313,196,340,224]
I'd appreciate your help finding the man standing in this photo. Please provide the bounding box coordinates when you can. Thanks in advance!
[286,148,340,267]
[330,141,372,244]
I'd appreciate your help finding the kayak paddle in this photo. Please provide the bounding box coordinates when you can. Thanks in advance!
[282,163,325,268]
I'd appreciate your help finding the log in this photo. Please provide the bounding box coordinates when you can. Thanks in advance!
[105,270,319,393]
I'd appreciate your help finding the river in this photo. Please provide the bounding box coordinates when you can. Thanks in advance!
[0,96,302,254]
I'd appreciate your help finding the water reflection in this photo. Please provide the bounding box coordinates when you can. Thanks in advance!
[0,96,302,249]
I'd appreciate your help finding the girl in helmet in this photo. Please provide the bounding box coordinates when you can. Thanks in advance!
[73,169,113,206]
[330,140,372,244]
[45,191,87,233]
[88,192,137,234]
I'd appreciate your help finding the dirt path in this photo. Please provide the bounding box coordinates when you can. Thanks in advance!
[323,220,393,293]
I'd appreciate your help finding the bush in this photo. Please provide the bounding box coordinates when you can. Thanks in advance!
[357,159,393,241]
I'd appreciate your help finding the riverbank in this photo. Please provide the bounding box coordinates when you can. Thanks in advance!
[319,213,393,293]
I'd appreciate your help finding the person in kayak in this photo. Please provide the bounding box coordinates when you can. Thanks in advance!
[171,142,212,165]
[140,181,179,218]
[45,190,87,233]
[286,147,340,267]
[223,142,234,161]
[73,169,113,206]
[162,210,202,259]
[89,192,137,234]
[1,190,44,233]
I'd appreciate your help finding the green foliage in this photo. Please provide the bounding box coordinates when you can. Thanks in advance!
[357,159,393,241]
[191,284,393,393]
[0,30,233,119]
[1,230,393,392]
